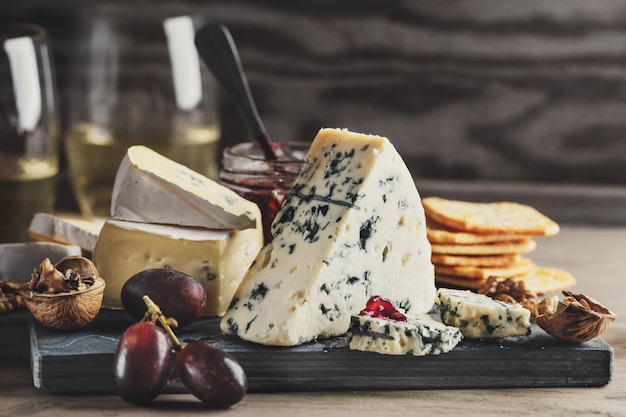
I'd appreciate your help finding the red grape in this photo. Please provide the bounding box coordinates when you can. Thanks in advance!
[176,342,247,408]
[113,322,173,405]
[121,268,207,327]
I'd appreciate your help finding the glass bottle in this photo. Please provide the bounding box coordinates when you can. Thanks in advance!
[218,141,308,243]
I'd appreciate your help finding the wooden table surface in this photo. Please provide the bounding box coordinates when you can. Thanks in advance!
[1,223,624,417]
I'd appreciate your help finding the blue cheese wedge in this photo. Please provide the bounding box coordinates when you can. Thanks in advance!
[435,288,531,339]
[220,128,436,346]
[348,314,462,356]
[110,145,258,230]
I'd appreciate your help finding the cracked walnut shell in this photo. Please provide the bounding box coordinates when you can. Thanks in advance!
[20,256,105,330]
[536,291,616,343]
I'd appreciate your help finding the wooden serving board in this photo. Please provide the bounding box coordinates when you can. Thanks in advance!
[29,309,613,394]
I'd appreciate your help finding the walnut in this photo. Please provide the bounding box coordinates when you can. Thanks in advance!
[0,279,25,313]
[478,276,560,319]
[536,291,616,343]
[491,293,518,305]
[479,276,538,304]
[20,256,105,330]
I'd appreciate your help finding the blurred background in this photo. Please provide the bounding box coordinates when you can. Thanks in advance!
[2,0,626,216]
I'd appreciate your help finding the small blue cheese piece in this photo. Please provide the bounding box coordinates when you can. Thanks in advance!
[347,314,462,356]
[220,128,436,346]
[435,288,531,339]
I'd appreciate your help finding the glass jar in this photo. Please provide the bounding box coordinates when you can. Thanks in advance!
[218,141,308,243]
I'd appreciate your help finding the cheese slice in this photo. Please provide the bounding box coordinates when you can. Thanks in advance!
[110,145,258,230]
[220,128,436,346]
[28,212,105,254]
[435,288,531,339]
[348,313,462,356]
[93,218,263,316]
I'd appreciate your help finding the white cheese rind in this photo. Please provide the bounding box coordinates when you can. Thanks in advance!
[0,242,81,282]
[110,145,258,230]
[220,128,436,346]
[28,212,104,254]
[93,219,263,316]
[435,288,532,339]
[347,314,462,356]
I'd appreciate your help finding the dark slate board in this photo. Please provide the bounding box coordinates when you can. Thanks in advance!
[29,309,613,394]
[0,311,33,360]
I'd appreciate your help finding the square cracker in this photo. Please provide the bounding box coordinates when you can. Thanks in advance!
[435,266,576,295]
[431,239,537,255]
[422,197,560,236]
[434,257,535,280]
[431,253,521,267]
[427,220,527,244]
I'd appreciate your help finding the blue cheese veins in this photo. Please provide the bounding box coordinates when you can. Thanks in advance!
[347,314,462,356]
[435,288,531,339]
[220,128,436,346]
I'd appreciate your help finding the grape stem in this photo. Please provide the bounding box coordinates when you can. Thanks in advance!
[142,295,183,351]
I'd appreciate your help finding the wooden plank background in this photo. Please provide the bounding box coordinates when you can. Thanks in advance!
[2,0,626,212]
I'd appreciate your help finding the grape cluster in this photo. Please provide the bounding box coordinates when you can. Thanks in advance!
[113,295,247,408]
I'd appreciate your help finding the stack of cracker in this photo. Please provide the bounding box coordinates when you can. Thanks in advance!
[422,197,577,295]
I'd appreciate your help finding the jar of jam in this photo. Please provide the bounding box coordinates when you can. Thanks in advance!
[218,141,309,243]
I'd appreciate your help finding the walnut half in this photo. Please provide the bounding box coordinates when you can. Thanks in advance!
[536,291,616,343]
[20,256,105,330]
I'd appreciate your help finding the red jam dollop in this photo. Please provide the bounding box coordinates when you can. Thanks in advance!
[359,295,408,322]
